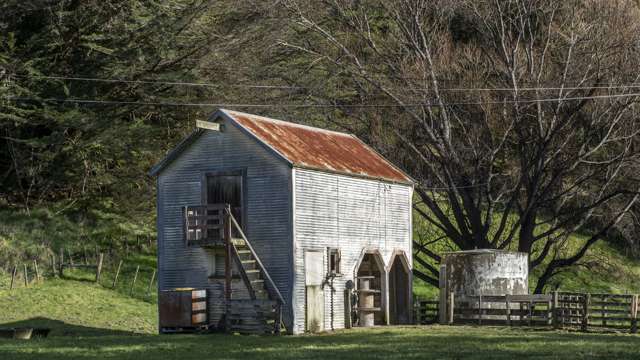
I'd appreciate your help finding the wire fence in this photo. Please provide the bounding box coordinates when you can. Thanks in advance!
[0,236,158,303]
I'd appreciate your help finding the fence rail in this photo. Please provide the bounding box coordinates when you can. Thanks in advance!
[432,291,639,333]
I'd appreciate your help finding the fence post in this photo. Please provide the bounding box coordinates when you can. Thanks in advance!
[414,300,421,325]
[67,248,74,266]
[51,254,57,278]
[438,265,447,325]
[552,291,559,329]
[130,265,140,295]
[147,269,156,296]
[23,264,28,287]
[9,265,17,290]
[581,293,590,332]
[113,260,123,289]
[478,293,483,326]
[631,294,638,334]
[33,260,40,283]
[95,253,104,283]
[59,248,64,277]
[448,292,455,324]
[505,294,511,326]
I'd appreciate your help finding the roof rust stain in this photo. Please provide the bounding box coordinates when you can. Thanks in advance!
[225,110,412,184]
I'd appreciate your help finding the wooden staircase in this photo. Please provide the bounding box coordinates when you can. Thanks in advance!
[225,211,284,334]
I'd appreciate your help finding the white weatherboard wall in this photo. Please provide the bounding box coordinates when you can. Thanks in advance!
[292,168,413,334]
[157,120,294,328]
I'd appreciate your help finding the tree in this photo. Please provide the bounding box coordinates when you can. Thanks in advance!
[279,0,640,292]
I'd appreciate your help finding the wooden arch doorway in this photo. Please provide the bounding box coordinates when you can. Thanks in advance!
[388,251,411,324]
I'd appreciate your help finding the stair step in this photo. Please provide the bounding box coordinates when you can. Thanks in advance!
[231,238,246,246]
[241,260,257,269]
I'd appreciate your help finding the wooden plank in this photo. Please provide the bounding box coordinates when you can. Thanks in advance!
[191,313,207,324]
[192,301,206,312]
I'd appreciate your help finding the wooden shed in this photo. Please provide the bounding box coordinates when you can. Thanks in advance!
[149,109,414,334]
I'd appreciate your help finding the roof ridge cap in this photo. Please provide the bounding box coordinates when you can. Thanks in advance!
[222,109,352,137]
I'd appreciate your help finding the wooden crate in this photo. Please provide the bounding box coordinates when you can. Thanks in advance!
[159,288,207,332]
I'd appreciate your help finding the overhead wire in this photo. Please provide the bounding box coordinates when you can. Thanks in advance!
[4,92,640,108]
[10,74,640,92]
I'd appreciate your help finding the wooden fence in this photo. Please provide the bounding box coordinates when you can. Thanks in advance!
[414,299,439,325]
[433,292,639,333]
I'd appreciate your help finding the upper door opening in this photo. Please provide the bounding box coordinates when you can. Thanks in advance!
[206,171,243,230]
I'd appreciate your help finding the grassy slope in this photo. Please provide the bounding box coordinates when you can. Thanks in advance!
[0,278,157,336]
[2,326,640,360]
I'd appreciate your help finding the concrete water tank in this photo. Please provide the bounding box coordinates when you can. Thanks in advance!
[442,250,528,296]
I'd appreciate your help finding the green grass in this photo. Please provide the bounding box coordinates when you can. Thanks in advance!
[2,326,640,359]
[0,278,157,336]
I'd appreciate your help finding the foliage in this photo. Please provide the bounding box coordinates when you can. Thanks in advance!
[277,0,640,292]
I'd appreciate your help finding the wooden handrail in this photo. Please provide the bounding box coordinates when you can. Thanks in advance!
[225,209,285,306]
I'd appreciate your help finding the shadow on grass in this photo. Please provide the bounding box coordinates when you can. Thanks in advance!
[2,325,640,360]
[0,317,138,337]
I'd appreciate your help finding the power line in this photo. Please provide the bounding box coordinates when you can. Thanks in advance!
[5,92,640,108]
[11,74,640,92]
[13,75,305,90]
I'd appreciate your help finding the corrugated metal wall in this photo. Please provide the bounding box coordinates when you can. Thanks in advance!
[157,120,293,329]
[292,168,413,334]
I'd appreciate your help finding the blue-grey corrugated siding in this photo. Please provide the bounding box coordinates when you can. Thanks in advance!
[157,120,293,328]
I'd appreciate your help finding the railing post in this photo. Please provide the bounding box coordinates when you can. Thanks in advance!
[223,204,232,331]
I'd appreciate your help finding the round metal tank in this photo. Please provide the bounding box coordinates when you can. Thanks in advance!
[443,250,528,296]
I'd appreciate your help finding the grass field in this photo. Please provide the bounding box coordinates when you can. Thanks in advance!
[2,326,640,360]
[2,279,640,359]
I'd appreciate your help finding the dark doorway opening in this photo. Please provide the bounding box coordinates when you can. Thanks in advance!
[389,255,410,324]
[206,171,244,238]
[356,253,385,326]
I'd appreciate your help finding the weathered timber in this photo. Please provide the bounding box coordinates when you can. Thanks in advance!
[23,264,28,287]
[9,266,17,290]
[130,266,139,295]
[95,253,104,282]
[112,260,123,288]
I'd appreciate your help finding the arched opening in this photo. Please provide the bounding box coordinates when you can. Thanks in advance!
[389,253,411,324]
[355,251,385,326]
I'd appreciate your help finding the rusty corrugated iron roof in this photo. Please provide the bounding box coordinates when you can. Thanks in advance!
[223,110,412,184]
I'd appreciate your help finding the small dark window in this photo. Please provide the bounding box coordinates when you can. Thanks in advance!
[328,248,341,275]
